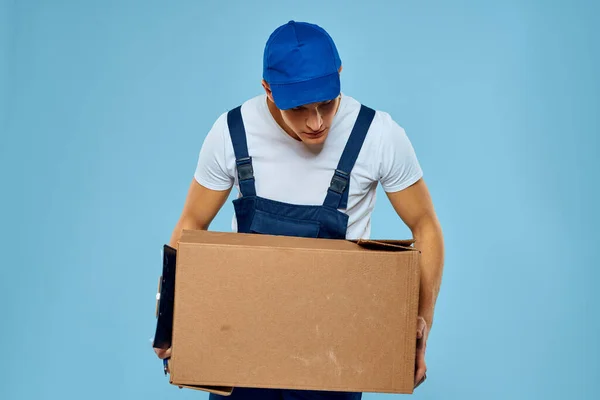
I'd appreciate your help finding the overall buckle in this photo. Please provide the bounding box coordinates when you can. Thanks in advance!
[329,169,348,194]
[236,157,254,181]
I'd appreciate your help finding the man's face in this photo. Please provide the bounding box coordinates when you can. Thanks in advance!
[279,98,340,145]
[262,79,342,145]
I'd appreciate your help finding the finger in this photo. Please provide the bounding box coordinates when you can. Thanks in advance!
[154,347,172,359]
[414,357,427,387]
[414,347,427,387]
[415,345,427,367]
[414,366,426,387]
[414,372,427,388]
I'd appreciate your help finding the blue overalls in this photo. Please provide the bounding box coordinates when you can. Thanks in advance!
[208,103,376,400]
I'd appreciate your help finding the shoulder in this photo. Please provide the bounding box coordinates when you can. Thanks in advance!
[368,107,414,159]
[365,106,422,190]
[239,94,269,121]
[339,95,407,139]
[337,100,409,155]
[332,95,415,164]
[204,94,266,141]
[371,107,407,141]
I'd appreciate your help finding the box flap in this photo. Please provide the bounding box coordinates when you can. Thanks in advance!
[173,383,234,396]
[180,230,416,252]
[364,238,416,246]
[179,230,358,251]
[354,239,418,252]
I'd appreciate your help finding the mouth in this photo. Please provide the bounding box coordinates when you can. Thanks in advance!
[304,128,327,138]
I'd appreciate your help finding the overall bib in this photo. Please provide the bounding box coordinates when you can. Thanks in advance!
[209,103,376,400]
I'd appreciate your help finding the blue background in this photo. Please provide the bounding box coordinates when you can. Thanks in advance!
[1,0,599,399]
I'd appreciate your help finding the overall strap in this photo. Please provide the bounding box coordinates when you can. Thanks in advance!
[323,104,376,209]
[227,106,257,197]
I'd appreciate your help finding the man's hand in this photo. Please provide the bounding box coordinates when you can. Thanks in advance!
[414,316,428,388]
[154,347,171,373]
[154,347,171,359]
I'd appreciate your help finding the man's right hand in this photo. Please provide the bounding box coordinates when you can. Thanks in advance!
[154,347,172,374]
[154,347,171,359]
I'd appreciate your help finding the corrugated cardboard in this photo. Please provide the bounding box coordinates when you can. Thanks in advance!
[169,230,420,395]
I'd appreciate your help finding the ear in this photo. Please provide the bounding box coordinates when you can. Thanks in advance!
[338,65,343,74]
[262,80,274,102]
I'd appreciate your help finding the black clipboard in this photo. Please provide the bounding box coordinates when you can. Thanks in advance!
[153,244,177,350]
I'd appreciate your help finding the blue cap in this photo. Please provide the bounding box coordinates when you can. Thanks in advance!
[263,21,342,110]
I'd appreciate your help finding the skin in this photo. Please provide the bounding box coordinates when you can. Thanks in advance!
[155,70,445,389]
[262,67,343,145]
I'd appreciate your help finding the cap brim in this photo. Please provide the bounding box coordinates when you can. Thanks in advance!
[269,72,340,110]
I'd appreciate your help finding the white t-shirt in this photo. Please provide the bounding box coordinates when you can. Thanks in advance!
[194,93,423,240]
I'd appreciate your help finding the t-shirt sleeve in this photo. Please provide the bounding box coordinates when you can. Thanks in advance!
[193,112,235,190]
[378,113,424,193]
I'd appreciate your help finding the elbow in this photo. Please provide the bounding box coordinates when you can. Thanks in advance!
[169,214,209,248]
[410,213,444,257]
[179,214,210,232]
[411,212,442,240]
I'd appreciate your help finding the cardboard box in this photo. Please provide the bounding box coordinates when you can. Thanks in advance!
[169,230,420,395]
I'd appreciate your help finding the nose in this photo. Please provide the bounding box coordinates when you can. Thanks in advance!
[306,109,323,132]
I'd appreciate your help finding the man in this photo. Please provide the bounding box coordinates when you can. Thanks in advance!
[155,20,444,400]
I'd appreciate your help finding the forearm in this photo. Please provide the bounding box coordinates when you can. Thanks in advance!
[412,215,445,331]
[168,214,209,248]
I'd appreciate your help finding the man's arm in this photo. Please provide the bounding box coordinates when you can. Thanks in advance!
[155,178,231,361]
[385,178,444,331]
[168,110,233,247]
[168,178,232,248]
[386,177,443,387]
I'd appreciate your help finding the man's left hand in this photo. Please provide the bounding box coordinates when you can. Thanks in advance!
[414,316,428,388]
